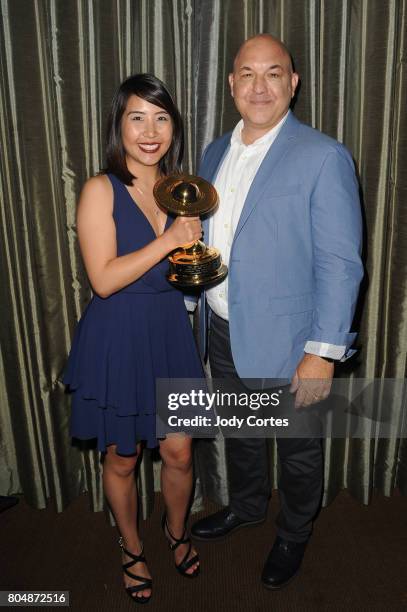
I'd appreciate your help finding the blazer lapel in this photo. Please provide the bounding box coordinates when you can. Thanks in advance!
[233,112,300,240]
[199,134,231,184]
[200,134,231,242]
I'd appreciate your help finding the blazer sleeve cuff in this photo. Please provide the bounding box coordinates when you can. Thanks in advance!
[304,341,346,360]
[304,341,359,362]
[308,329,358,350]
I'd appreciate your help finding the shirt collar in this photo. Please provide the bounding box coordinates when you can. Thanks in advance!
[230,110,290,148]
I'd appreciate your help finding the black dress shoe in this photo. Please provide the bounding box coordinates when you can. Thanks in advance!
[191,507,265,541]
[261,536,307,590]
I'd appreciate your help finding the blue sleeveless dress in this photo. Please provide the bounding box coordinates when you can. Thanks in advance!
[63,174,204,455]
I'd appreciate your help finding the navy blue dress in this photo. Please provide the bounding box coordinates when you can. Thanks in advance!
[63,174,204,455]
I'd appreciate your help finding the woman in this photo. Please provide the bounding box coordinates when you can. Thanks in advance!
[64,74,203,604]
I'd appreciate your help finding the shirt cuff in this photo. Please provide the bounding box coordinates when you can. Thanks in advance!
[185,298,197,313]
[304,341,348,361]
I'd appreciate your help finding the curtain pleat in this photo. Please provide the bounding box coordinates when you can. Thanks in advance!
[0,0,406,516]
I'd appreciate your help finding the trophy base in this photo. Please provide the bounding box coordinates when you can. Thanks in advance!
[167,264,228,287]
[167,242,228,287]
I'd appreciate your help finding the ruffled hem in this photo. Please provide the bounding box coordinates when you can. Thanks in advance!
[70,398,158,454]
[64,291,204,418]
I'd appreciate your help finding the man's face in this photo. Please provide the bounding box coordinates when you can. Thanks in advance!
[229,38,298,137]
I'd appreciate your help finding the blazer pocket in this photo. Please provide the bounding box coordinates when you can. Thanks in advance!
[269,293,314,315]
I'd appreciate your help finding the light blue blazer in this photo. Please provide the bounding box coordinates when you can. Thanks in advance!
[197,111,364,379]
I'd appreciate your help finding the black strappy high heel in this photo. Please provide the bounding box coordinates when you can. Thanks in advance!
[119,536,152,604]
[161,514,200,578]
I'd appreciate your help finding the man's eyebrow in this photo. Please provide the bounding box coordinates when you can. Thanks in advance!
[238,64,283,71]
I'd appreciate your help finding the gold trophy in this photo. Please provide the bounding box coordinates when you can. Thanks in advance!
[153,174,227,287]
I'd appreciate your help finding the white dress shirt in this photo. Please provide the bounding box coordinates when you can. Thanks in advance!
[205,113,346,361]
[206,113,288,320]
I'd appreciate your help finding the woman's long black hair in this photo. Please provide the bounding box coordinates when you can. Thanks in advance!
[103,73,184,185]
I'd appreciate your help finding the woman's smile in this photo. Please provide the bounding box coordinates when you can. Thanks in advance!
[137,142,161,153]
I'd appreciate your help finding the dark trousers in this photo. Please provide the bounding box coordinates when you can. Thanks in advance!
[209,311,323,543]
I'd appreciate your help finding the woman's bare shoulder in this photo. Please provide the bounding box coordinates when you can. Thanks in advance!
[78,174,113,212]
[82,173,113,196]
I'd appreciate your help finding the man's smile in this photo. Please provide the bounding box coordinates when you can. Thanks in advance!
[249,100,273,105]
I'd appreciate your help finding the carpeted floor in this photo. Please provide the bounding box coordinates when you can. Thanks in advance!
[1,490,407,611]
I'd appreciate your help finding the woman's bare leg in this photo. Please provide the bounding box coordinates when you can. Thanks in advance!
[159,436,199,574]
[102,444,152,599]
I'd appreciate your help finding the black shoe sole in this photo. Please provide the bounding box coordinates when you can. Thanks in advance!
[191,517,266,542]
[261,568,300,591]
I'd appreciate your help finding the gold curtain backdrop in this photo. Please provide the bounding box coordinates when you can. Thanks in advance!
[0,0,406,516]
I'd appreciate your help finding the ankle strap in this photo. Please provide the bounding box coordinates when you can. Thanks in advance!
[118,536,146,561]
[164,518,189,549]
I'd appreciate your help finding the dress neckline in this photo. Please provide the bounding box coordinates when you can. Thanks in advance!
[122,183,169,239]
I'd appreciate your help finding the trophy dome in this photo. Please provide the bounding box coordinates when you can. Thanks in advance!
[172,181,199,204]
[153,173,218,216]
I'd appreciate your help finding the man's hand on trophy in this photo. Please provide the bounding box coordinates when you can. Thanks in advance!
[165,215,202,249]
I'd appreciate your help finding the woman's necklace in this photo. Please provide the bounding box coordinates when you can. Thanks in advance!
[134,183,160,216]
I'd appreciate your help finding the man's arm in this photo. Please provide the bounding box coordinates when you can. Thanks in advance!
[292,144,364,408]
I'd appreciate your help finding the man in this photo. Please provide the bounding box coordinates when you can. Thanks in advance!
[191,34,363,589]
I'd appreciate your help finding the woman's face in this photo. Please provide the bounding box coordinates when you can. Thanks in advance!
[121,94,173,170]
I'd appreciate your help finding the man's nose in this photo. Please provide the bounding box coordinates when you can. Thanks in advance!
[252,75,266,93]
